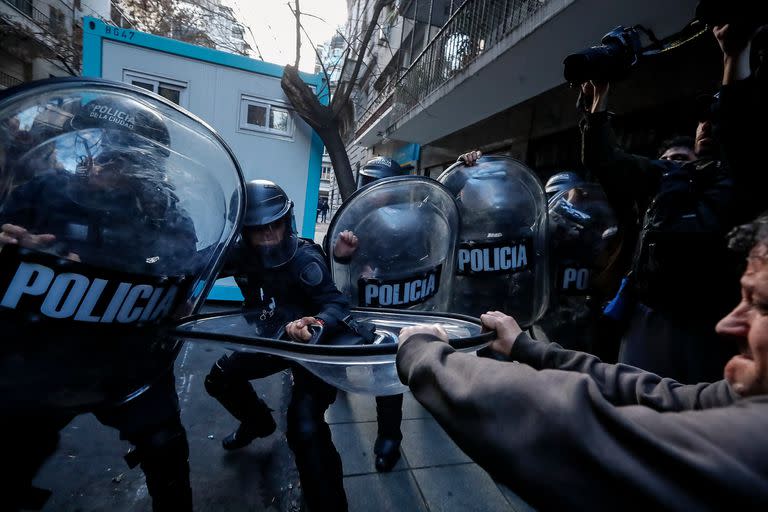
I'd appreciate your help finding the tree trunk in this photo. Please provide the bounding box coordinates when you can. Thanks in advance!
[319,124,357,200]
[281,65,357,200]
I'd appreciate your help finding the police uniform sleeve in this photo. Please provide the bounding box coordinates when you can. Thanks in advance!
[297,244,350,330]
[396,334,768,510]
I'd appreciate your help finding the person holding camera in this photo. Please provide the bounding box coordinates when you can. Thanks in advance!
[578,65,741,384]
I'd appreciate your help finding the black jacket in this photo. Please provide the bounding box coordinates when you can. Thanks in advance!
[581,112,740,327]
[221,238,349,334]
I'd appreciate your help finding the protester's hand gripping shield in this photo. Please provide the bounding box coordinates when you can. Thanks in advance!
[437,156,548,327]
[0,78,246,412]
[326,176,460,311]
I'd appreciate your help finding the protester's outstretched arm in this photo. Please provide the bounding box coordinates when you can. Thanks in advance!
[479,311,736,410]
[396,328,768,510]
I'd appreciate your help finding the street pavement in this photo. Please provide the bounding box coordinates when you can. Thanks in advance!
[31,220,535,511]
[34,335,533,511]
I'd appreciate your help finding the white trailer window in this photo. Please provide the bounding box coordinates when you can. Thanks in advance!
[122,70,188,107]
[239,95,294,139]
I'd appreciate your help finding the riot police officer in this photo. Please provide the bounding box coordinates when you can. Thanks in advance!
[204,180,349,511]
[0,81,233,512]
[545,171,584,200]
[331,157,413,473]
[538,183,623,353]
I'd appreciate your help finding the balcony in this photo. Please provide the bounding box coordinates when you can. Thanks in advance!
[1,0,72,45]
[365,0,698,145]
[0,69,23,89]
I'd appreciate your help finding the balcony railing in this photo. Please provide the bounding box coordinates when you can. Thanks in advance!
[0,70,23,89]
[391,0,551,124]
[355,75,398,139]
[2,0,66,36]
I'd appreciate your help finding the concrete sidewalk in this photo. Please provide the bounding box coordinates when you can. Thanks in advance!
[315,213,534,511]
[328,390,534,512]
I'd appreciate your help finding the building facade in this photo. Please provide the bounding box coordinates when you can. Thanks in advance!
[0,0,123,87]
[345,0,715,183]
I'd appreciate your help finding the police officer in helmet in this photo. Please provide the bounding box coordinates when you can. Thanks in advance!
[332,156,413,473]
[545,171,584,200]
[205,179,349,511]
[1,92,197,511]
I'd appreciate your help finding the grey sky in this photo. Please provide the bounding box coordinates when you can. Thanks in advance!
[224,0,349,72]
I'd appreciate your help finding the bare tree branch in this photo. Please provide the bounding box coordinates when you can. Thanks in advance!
[293,0,301,67]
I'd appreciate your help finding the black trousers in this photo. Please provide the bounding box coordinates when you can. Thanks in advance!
[208,351,347,512]
[4,370,191,512]
[375,394,403,441]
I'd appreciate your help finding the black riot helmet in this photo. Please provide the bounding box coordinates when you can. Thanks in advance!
[545,171,583,199]
[357,156,413,188]
[62,96,173,212]
[242,179,298,268]
[71,95,171,154]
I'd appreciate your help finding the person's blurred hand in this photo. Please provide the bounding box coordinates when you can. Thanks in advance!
[286,317,320,342]
[480,311,523,358]
[0,223,56,249]
[398,324,449,346]
[713,24,756,57]
[458,150,482,166]
[333,230,359,259]
[580,81,610,113]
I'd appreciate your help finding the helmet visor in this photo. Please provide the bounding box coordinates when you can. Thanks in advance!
[243,214,299,268]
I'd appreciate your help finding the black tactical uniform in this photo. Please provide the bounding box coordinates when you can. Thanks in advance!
[205,180,349,511]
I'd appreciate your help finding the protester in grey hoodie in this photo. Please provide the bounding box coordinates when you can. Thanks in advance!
[397,214,768,511]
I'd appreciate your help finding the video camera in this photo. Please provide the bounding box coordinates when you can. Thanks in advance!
[563,26,643,84]
[564,1,767,84]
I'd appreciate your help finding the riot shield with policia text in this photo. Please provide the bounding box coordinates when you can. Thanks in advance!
[438,155,549,327]
[326,176,460,312]
[0,78,246,413]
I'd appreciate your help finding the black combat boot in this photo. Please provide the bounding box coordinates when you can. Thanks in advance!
[374,394,403,472]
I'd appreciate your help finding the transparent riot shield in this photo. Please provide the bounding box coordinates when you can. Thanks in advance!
[0,78,245,412]
[174,307,492,396]
[437,156,548,326]
[537,183,622,351]
[326,176,460,312]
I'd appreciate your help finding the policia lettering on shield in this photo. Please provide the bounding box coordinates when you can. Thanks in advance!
[328,158,460,474]
[0,79,229,512]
